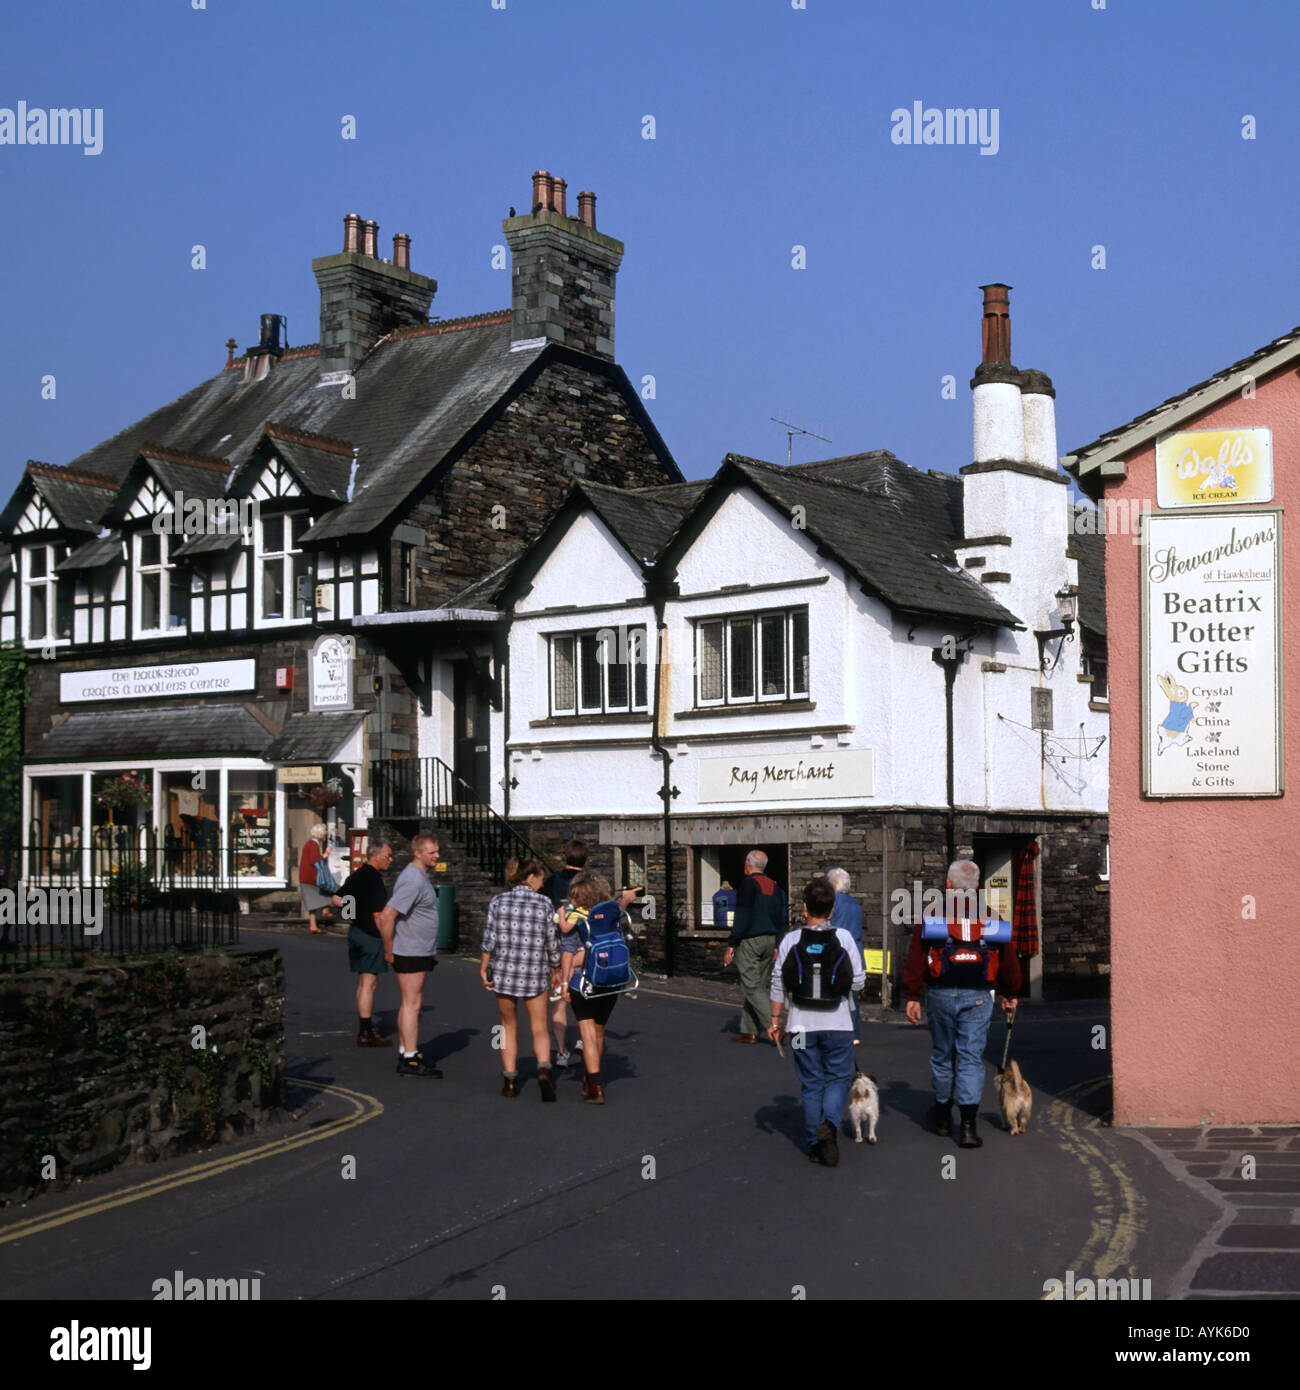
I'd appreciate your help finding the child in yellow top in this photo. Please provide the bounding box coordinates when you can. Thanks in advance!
[550,871,611,1065]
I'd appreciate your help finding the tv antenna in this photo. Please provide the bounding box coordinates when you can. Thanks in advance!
[770,415,831,466]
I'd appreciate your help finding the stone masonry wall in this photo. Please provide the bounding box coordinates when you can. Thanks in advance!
[0,947,286,1205]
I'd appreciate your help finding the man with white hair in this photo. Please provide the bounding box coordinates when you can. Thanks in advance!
[902,857,1021,1148]
[827,868,864,1042]
[721,849,787,1043]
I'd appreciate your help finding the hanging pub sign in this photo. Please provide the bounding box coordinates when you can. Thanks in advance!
[1140,507,1282,797]
[1155,427,1273,508]
[309,634,354,712]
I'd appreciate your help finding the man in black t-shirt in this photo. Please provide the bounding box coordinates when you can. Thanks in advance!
[544,837,589,908]
[334,839,394,1046]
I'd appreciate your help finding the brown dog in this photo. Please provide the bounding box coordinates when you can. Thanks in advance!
[995,1059,1032,1135]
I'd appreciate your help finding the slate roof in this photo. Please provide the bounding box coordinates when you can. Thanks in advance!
[1,463,118,534]
[57,536,122,572]
[576,479,707,565]
[1071,520,1106,638]
[263,711,366,763]
[32,706,273,761]
[703,455,1022,629]
[1065,322,1300,477]
[230,423,355,503]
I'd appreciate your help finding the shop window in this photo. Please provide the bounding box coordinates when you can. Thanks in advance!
[695,607,809,707]
[549,626,649,717]
[89,768,153,874]
[163,770,222,877]
[228,771,278,878]
[30,774,82,874]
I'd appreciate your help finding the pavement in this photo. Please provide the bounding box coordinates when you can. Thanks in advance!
[0,926,1251,1303]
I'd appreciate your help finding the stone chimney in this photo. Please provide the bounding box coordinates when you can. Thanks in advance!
[503,171,624,359]
[312,214,436,377]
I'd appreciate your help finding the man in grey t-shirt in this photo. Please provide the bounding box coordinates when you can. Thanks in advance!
[377,833,443,1078]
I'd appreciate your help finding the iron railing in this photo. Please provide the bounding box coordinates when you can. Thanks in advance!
[370,756,547,884]
[0,824,240,970]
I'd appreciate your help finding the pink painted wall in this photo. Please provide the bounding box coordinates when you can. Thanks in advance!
[1105,368,1298,1125]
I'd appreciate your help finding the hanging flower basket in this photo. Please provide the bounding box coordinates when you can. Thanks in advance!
[307,781,342,812]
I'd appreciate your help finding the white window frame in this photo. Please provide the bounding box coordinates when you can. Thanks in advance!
[255,509,313,627]
[548,625,649,717]
[132,531,187,638]
[21,541,72,648]
[694,606,809,708]
[23,759,288,888]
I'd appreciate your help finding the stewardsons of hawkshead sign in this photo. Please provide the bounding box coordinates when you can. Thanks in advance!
[1140,508,1282,798]
[60,659,257,704]
[698,750,875,803]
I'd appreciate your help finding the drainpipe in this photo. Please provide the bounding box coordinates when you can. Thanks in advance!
[497,617,516,823]
[931,640,970,867]
[648,575,679,976]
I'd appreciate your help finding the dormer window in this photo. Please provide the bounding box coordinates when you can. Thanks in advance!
[22,542,72,645]
[133,532,186,636]
[257,510,313,623]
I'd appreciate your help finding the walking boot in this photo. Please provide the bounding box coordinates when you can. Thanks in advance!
[958,1104,982,1148]
[926,1100,952,1136]
[357,1019,391,1047]
[501,1072,518,1098]
[582,1072,605,1105]
[538,1065,557,1102]
[815,1119,839,1167]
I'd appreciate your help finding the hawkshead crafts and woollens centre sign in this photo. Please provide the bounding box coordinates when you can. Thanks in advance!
[1140,508,1282,797]
[1155,427,1273,508]
[60,659,256,704]
[698,749,875,803]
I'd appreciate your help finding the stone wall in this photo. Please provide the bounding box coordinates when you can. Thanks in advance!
[0,947,285,1205]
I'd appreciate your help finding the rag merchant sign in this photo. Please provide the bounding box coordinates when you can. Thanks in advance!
[1140,508,1282,797]
[1156,427,1273,508]
[61,659,256,704]
[698,749,874,803]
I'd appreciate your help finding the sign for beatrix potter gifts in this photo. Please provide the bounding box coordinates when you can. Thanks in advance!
[1140,508,1282,797]
[309,634,354,711]
[698,749,874,803]
[1155,427,1273,508]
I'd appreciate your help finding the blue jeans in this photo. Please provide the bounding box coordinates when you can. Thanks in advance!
[925,988,993,1107]
[791,1030,855,1150]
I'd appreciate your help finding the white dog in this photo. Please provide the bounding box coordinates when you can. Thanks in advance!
[847,1071,879,1144]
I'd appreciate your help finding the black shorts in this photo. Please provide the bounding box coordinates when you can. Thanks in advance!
[392,955,438,974]
[570,989,618,1026]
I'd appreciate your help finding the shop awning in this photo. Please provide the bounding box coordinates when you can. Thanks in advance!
[263,711,366,763]
[29,706,274,762]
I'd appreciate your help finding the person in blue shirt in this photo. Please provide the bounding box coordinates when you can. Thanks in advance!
[712,881,737,931]
[827,868,864,1042]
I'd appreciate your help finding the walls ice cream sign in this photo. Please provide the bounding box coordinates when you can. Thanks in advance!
[1156,428,1272,508]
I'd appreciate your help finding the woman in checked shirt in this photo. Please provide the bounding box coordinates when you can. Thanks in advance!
[481,858,562,1101]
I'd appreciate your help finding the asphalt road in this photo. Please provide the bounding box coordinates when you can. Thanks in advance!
[0,928,1217,1301]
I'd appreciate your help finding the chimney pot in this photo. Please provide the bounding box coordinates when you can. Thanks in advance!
[577,190,596,229]
[532,169,552,214]
[979,282,1012,365]
[362,219,379,258]
[552,177,567,218]
[343,213,363,254]
[393,232,411,270]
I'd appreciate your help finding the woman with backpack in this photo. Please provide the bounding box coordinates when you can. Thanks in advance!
[298,822,334,935]
[561,870,629,1105]
[481,858,561,1100]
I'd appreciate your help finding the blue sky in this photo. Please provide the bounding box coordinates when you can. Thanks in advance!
[1,0,1296,489]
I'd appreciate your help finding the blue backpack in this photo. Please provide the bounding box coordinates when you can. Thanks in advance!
[573,900,637,997]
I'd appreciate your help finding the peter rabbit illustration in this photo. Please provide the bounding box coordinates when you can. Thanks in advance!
[1155,672,1198,755]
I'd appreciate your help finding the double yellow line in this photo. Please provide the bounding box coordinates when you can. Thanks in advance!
[0,1078,382,1246]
